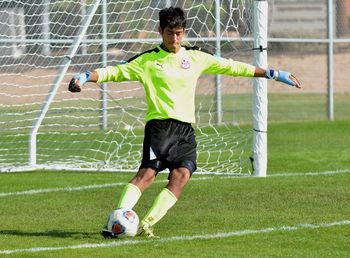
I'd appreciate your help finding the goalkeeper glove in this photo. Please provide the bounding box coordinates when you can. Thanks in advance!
[266,69,301,88]
[68,71,91,92]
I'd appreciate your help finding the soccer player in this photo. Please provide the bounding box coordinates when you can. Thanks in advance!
[68,7,301,238]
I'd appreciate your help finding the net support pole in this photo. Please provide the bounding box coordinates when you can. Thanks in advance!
[80,0,88,55]
[42,0,51,56]
[327,0,334,120]
[101,0,108,130]
[252,0,268,177]
[215,0,222,125]
[29,0,101,168]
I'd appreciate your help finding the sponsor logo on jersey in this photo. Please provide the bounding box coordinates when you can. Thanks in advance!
[155,61,163,69]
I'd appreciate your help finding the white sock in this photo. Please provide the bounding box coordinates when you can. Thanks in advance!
[142,188,178,226]
[117,183,142,209]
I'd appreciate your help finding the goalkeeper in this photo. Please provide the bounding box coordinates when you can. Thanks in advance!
[69,6,301,238]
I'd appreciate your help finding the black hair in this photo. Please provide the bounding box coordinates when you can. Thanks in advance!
[159,6,186,30]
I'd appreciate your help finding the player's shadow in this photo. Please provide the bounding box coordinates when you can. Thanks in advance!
[0,229,96,239]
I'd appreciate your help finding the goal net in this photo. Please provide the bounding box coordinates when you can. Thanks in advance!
[0,0,258,174]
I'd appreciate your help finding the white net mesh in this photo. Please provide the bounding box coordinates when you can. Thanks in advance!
[0,0,255,174]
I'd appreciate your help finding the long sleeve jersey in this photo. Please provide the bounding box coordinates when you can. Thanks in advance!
[96,45,255,123]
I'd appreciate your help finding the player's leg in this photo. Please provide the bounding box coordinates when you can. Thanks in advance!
[143,167,190,218]
[138,121,197,237]
[117,167,157,209]
[137,119,197,238]
[102,168,157,238]
[138,166,193,238]
[102,119,162,238]
[130,167,158,192]
[117,120,163,210]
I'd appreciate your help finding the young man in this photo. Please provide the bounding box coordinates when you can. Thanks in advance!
[68,7,301,238]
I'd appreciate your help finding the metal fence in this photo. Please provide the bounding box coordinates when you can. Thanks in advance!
[267,0,350,121]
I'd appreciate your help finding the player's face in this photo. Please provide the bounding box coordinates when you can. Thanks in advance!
[159,26,185,53]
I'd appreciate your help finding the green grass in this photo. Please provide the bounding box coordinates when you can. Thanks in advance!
[0,120,350,257]
[268,120,350,172]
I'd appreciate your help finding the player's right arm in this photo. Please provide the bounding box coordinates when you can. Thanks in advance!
[68,70,98,92]
[68,60,142,92]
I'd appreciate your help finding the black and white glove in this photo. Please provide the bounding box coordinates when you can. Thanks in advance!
[68,71,91,92]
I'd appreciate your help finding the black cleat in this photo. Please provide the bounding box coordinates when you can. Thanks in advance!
[101,229,116,239]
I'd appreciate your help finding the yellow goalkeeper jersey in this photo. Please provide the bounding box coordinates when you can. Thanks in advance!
[96,45,255,123]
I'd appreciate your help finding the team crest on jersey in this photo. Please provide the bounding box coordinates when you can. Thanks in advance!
[181,58,191,69]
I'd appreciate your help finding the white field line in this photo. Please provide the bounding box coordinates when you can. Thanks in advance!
[0,182,126,197]
[0,177,212,198]
[0,220,349,255]
[1,169,350,198]
[269,169,350,177]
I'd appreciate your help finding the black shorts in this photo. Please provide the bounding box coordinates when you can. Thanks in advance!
[139,119,197,174]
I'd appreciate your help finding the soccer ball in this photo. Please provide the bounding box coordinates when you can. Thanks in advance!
[106,208,139,237]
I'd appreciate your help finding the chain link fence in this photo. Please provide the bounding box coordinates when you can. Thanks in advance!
[267,0,350,121]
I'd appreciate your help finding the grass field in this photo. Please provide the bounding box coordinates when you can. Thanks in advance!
[0,120,349,257]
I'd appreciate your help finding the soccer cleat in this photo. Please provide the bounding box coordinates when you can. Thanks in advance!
[101,228,116,239]
[101,214,116,239]
[137,222,159,239]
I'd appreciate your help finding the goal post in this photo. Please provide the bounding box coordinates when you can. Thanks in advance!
[29,0,102,168]
[0,0,268,175]
[252,0,268,177]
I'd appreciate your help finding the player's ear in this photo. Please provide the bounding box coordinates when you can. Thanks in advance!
[158,26,163,35]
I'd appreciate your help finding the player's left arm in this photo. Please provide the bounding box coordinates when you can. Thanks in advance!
[254,67,301,88]
[199,52,301,89]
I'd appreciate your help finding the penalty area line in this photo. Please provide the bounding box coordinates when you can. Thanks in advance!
[0,182,127,197]
[269,169,350,177]
[1,169,350,198]
[0,220,349,255]
[0,177,212,198]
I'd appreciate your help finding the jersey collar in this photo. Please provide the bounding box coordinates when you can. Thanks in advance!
[158,44,185,55]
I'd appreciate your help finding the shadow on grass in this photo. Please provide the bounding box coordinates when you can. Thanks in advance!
[0,229,97,239]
